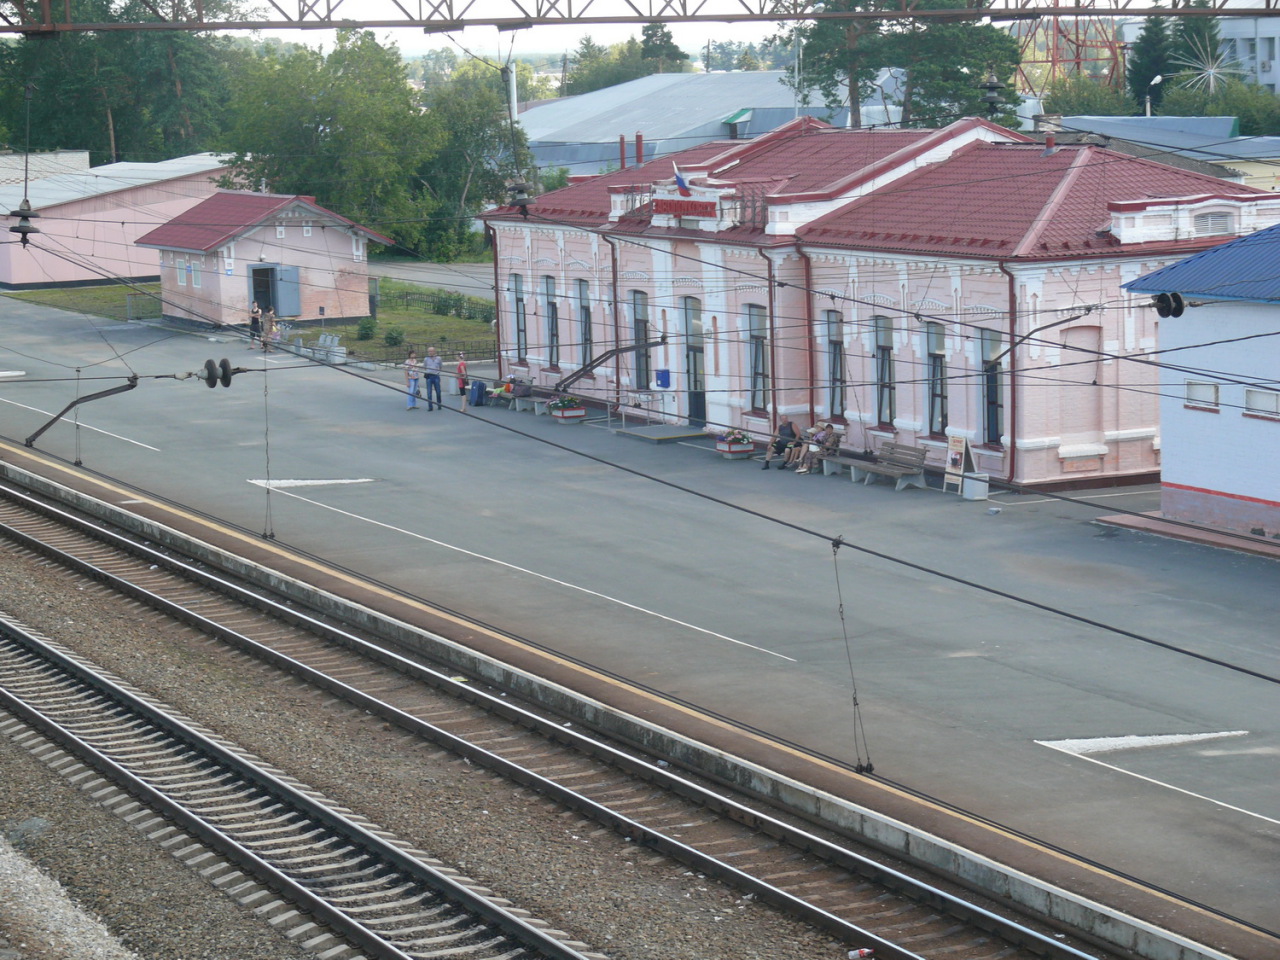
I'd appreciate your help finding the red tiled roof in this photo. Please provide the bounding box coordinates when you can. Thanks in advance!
[798,141,1272,259]
[136,190,393,252]
[502,122,970,227]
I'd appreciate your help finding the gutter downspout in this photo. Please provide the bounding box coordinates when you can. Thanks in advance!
[997,260,1018,486]
[487,222,504,383]
[797,244,817,427]
[602,234,623,408]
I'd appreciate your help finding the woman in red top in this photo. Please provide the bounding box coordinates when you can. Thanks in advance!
[456,352,469,411]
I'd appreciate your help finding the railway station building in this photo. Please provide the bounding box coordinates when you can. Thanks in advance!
[136,190,393,329]
[484,116,1280,487]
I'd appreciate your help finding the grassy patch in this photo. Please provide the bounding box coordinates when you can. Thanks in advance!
[2,283,161,321]
[2,278,498,357]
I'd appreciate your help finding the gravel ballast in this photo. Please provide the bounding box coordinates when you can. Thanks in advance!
[0,544,845,960]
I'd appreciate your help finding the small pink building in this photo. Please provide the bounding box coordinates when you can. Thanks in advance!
[0,154,228,289]
[136,190,392,328]
[485,118,1280,487]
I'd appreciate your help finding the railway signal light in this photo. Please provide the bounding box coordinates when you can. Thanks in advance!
[202,358,235,388]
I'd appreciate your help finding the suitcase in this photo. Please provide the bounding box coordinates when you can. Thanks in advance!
[468,379,487,406]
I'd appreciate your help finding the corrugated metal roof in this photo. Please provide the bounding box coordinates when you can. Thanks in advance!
[1061,116,1280,163]
[0,153,229,211]
[135,190,393,252]
[521,69,903,171]
[1124,223,1280,302]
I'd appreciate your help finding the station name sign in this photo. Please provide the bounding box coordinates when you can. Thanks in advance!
[653,198,717,217]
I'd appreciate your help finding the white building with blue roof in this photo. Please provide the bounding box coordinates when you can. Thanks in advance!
[1125,226,1280,537]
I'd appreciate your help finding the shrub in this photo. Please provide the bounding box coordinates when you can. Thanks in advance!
[383,326,405,347]
[357,316,377,341]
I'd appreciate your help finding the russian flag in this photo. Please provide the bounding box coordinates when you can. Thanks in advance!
[673,163,692,198]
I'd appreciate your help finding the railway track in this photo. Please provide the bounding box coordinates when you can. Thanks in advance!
[0,480,1108,960]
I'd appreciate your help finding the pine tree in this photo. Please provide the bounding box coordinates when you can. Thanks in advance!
[1127,15,1174,110]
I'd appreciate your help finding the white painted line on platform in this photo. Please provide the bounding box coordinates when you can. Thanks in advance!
[254,484,796,662]
[250,479,377,488]
[0,370,26,379]
[1037,732,1280,826]
[0,398,160,450]
[1039,731,1249,755]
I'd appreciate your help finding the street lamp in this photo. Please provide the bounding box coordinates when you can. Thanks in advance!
[1145,74,1164,117]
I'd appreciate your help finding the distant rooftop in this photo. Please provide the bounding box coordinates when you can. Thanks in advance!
[0,153,229,212]
[521,70,902,172]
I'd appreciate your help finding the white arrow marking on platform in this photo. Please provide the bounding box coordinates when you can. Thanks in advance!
[1037,731,1249,755]
[1037,731,1279,825]
[249,479,377,488]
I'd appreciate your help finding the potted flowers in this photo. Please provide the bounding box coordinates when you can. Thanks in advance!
[547,395,587,422]
[715,429,756,459]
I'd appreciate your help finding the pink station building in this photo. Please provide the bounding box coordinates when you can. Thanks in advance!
[485,117,1280,487]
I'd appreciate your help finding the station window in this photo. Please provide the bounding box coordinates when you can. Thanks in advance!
[1245,388,1280,419]
[926,322,947,436]
[825,310,845,417]
[1185,380,1220,411]
[874,315,895,426]
[746,303,768,412]
[543,275,559,367]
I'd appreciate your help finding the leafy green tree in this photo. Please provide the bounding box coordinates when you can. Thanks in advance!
[736,48,762,71]
[565,38,653,94]
[416,59,533,259]
[1043,75,1136,116]
[0,0,240,163]
[776,0,883,127]
[1160,79,1280,135]
[1127,14,1174,109]
[223,30,439,255]
[878,8,1020,126]
[780,0,1018,128]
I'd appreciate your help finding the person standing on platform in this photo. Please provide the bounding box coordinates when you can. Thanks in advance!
[422,346,443,410]
[404,349,421,411]
[261,307,276,353]
[455,352,469,412]
[248,301,262,349]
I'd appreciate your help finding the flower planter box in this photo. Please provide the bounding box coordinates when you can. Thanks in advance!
[550,407,587,422]
[716,441,756,459]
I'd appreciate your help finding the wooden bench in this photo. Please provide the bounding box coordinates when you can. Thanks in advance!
[851,441,929,491]
[819,448,865,477]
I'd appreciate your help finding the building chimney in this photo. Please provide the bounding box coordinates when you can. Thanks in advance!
[619,135,627,170]
[635,132,644,166]
[1042,132,1059,157]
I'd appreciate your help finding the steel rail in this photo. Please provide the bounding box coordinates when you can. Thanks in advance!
[0,615,597,960]
[0,480,1105,960]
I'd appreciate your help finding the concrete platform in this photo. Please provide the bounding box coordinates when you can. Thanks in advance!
[0,301,1276,960]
